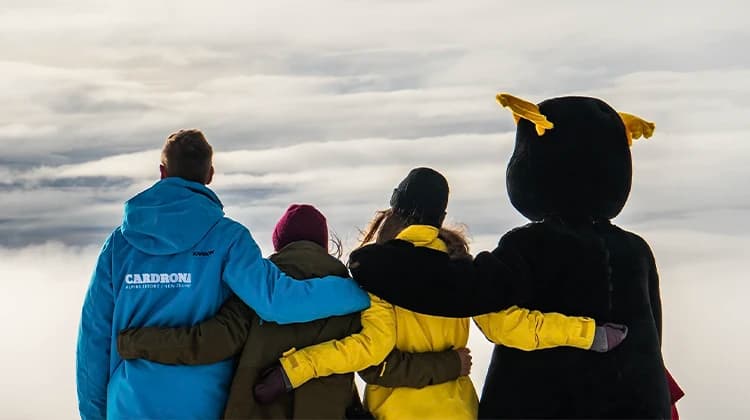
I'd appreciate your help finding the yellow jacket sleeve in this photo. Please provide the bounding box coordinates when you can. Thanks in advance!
[473,305,595,351]
[280,294,396,388]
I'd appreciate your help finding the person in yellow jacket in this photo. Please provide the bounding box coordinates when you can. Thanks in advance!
[254,167,627,420]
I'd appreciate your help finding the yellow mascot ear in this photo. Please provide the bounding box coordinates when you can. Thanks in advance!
[496,93,554,136]
[618,112,655,146]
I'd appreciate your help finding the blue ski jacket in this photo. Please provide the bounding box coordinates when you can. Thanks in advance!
[76,177,370,420]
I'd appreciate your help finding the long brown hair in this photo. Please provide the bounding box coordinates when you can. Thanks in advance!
[358,209,471,260]
[329,230,343,259]
[357,208,395,246]
[438,224,472,261]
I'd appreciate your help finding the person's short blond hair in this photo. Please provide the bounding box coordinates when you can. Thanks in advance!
[160,129,213,183]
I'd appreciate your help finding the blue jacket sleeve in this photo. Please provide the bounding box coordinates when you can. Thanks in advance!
[76,235,115,420]
[222,227,370,324]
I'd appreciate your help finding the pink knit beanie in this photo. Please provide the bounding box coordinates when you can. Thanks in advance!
[271,204,328,251]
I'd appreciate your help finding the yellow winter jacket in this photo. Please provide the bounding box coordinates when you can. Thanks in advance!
[279,225,596,420]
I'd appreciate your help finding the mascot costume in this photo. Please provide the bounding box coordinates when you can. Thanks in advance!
[348,93,672,418]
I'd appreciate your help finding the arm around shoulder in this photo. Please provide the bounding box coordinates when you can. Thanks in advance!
[279,294,396,388]
[118,295,254,364]
[358,347,462,388]
[474,305,596,351]
[348,238,530,318]
[222,226,369,324]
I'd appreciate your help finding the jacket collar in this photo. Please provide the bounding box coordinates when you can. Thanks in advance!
[395,225,448,253]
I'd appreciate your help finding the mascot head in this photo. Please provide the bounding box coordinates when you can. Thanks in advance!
[498,93,654,222]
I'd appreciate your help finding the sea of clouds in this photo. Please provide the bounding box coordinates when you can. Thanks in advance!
[2,1,749,418]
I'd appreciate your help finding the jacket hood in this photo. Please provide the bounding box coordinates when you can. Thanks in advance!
[395,225,448,252]
[122,177,225,255]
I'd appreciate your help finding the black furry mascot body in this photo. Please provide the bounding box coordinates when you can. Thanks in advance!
[348,94,671,418]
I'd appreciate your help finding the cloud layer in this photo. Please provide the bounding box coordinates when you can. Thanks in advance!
[1,1,749,418]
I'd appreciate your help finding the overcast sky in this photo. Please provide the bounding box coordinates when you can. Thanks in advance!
[1,1,748,418]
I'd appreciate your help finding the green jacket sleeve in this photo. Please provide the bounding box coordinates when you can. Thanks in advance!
[358,348,461,389]
[117,295,254,365]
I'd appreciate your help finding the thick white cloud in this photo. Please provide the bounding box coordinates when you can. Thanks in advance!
[0,243,98,419]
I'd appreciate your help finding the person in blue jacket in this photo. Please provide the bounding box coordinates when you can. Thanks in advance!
[75,129,370,420]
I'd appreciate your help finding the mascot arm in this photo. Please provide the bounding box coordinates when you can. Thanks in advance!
[647,247,663,345]
[348,240,528,317]
[358,348,461,388]
[629,232,663,345]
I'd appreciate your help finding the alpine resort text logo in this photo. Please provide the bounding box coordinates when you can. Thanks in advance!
[124,272,192,290]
